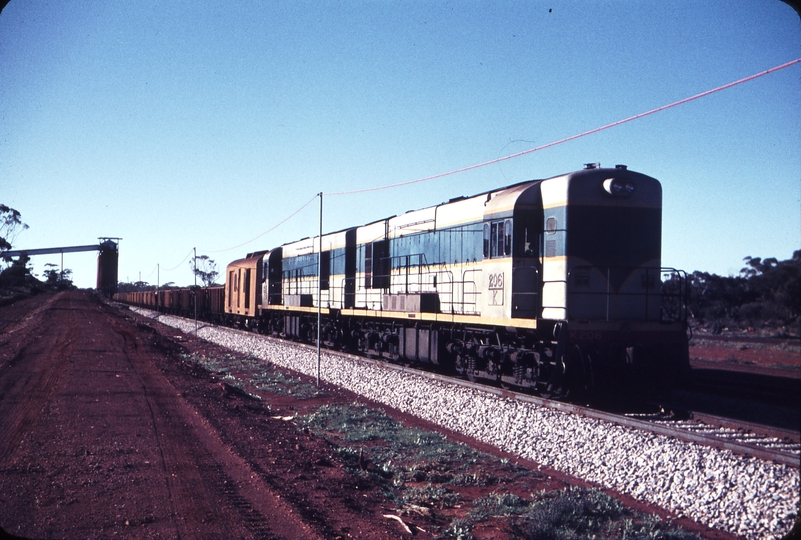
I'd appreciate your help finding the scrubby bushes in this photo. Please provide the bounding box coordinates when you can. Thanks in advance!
[687,251,800,336]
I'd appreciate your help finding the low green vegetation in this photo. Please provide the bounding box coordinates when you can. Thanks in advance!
[301,403,699,539]
[181,352,322,399]
[446,488,700,539]
[180,351,700,538]
[301,403,500,504]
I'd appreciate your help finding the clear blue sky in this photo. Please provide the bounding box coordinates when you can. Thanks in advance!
[2,1,799,289]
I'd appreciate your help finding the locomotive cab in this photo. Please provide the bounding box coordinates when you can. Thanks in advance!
[538,164,689,398]
[479,181,545,321]
[540,164,663,322]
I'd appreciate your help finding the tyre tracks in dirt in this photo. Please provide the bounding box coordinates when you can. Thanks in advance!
[0,291,318,539]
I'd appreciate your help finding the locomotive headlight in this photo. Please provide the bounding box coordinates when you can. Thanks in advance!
[603,178,635,197]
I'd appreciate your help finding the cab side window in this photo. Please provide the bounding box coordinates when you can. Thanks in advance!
[484,219,512,258]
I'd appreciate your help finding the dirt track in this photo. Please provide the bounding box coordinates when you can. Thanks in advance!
[0,291,394,538]
[0,290,738,539]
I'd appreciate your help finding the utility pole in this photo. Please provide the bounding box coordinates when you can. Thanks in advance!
[317,192,322,387]
[193,247,198,335]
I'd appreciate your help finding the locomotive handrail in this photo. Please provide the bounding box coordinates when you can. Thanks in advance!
[372,255,483,315]
[566,266,688,323]
[387,253,429,294]
[437,267,481,315]
[460,268,482,314]
[278,251,488,315]
[539,275,568,316]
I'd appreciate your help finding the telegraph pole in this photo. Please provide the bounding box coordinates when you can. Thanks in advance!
[193,247,198,335]
[317,192,323,387]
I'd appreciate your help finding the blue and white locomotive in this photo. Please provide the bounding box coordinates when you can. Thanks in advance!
[225,164,689,398]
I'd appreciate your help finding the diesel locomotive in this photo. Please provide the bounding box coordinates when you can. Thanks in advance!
[120,164,690,399]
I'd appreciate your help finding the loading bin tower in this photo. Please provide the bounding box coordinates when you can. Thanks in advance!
[96,238,119,297]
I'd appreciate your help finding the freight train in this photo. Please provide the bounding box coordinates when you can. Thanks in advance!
[117,164,690,399]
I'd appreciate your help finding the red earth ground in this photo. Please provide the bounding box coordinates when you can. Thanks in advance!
[2,290,785,539]
[688,329,800,378]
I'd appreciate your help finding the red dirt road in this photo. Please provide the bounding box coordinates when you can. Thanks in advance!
[0,291,342,539]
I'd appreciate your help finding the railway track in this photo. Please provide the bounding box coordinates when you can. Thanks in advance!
[624,409,800,469]
[127,304,801,468]
[138,304,801,469]
[306,347,801,469]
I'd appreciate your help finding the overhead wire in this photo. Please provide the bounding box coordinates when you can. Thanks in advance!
[325,57,801,196]
[200,193,319,254]
[195,57,801,254]
[142,264,158,280]
[162,248,195,271]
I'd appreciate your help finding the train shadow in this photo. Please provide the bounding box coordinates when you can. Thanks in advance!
[671,368,801,432]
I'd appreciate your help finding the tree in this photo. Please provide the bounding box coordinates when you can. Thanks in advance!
[43,263,73,290]
[686,251,801,334]
[740,250,801,321]
[740,256,779,278]
[43,263,60,283]
[1,204,29,260]
[0,253,34,287]
[190,255,219,287]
